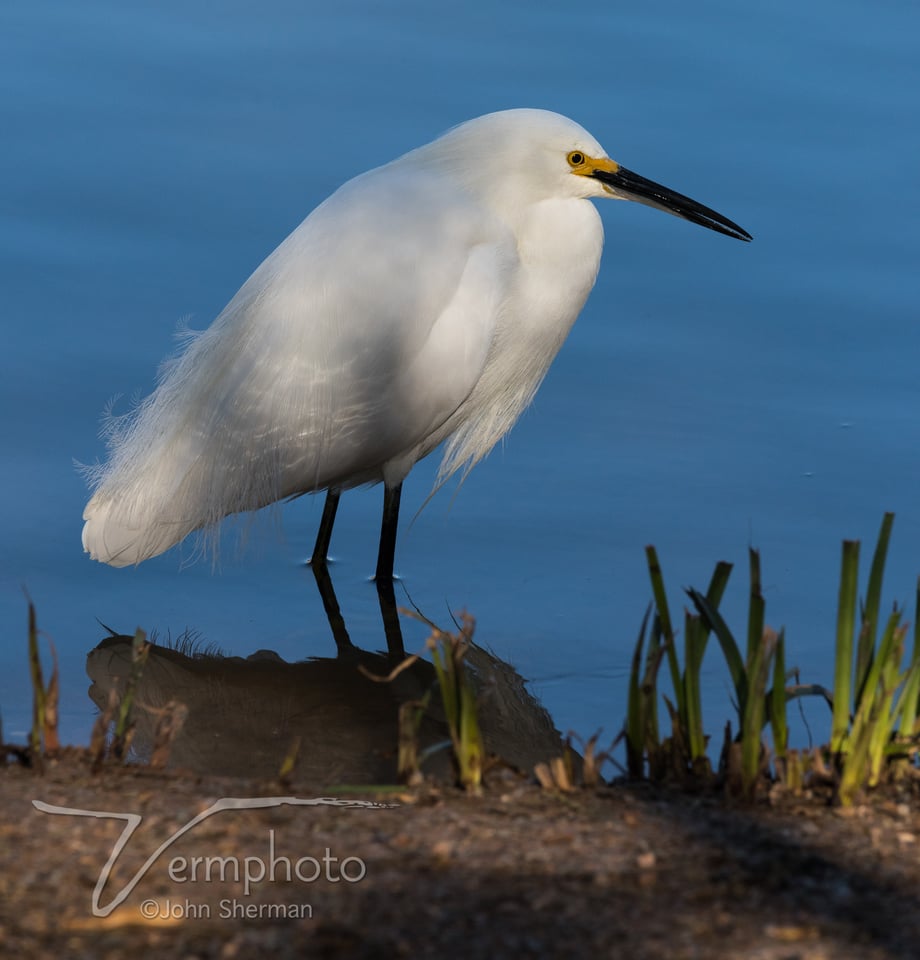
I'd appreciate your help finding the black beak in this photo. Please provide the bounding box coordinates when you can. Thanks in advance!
[591,165,752,242]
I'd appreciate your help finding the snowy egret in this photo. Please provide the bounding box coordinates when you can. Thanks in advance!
[82,108,750,578]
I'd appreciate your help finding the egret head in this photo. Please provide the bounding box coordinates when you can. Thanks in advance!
[418,108,751,241]
[418,109,608,205]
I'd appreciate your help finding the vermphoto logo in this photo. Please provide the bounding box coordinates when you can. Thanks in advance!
[33,796,395,918]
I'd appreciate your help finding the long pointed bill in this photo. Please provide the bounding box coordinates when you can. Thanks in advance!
[591,165,752,242]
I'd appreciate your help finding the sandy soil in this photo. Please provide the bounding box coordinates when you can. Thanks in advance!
[3,750,920,959]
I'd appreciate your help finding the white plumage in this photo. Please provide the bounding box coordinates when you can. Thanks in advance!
[82,108,749,572]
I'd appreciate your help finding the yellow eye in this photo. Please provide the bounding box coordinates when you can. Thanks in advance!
[567,151,586,167]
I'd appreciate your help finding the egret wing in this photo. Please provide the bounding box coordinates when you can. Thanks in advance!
[82,166,515,564]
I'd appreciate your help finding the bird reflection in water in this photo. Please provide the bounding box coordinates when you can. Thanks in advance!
[86,569,571,784]
[309,553,405,660]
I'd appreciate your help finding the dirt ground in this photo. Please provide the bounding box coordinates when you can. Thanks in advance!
[3,751,920,959]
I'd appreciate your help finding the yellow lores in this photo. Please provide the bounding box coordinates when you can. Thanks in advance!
[567,151,619,176]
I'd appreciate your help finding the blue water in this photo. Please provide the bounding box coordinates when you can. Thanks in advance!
[2,1,919,764]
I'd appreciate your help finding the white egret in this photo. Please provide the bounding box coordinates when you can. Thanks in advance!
[82,108,750,578]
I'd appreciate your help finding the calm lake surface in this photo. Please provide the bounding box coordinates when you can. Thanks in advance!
[2,1,919,760]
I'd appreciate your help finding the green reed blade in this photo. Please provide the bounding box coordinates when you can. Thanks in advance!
[857,513,894,697]
[831,540,860,754]
[683,612,707,762]
[646,546,682,719]
[687,589,746,721]
[746,549,765,662]
[769,628,788,759]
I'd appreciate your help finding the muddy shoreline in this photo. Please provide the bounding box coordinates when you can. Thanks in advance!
[3,750,920,959]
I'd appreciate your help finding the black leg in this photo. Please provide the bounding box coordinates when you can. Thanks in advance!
[310,487,341,568]
[375,482,402,582]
